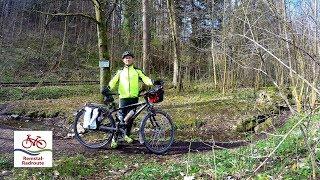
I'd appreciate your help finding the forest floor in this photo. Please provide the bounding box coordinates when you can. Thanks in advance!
[0,86,308,179]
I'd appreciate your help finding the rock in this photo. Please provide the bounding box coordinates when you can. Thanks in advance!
[1,170,10,176]
[66,133,75,139]
[133,163,139,168]
[11,114,19,119]
[254,87,294,114]
[184,176,194,180]
[236,114,271,132]
[255,90,277,114]
[236,117,259,132]
[226,176,236,180]
[53,170,59,178]
[254,118,273,133]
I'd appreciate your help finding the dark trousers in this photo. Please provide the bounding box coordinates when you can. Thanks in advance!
[119,97,138,136]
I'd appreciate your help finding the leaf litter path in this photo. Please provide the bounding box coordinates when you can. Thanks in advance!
[0,115,248,157]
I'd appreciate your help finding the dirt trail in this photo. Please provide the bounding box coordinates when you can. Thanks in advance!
[0,116,248,157]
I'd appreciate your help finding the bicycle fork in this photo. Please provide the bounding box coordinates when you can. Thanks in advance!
[139,114,161,144]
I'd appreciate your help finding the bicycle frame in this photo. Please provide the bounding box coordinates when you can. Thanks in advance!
[22,135,47,149]
[99,96,155,135]
[25,135,41,145]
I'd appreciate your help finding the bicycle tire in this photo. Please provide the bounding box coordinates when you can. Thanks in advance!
[74,108,115,149]
[140,109,174,154]
[36,140,47,149]
[22,139,32,149]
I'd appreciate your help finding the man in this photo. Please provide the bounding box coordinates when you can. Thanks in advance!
[108,51,153,148]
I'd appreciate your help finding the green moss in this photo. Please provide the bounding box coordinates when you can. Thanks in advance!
[254,117,273,133]
[55,155,96,177]
[0,156,12,170]
[128,163,184,180]
[103,154,126,170]
[0,88,24,101]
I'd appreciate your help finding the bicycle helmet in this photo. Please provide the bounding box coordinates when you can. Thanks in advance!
[122,51,134,59]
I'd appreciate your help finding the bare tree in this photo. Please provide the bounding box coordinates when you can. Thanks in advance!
[142,0,150,74]
[166,0,181,89]
[33,0,113,91]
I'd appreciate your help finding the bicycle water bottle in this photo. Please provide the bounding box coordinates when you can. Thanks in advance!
[124,110,135,123]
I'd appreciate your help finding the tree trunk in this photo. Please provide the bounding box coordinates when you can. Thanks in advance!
[142,0,150,74]
[211,0,217,89]
[221,0,227,94]
[40,6,51,55]
[74,1,85,55]
[281,0,303,112]
[52,0,72,71]
[93,0,111,91]
[110,8,115,70]
[166,0,181,89]
[310,0,318,109]
[0,0,6,45]
[17,0,26,36]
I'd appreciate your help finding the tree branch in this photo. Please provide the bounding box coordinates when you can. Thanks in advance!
[251,109,318,176]
[90,0,103,12]
[225,52,296,113]
[235,33,320,96]
[107,0,119,22]
[30,10,100,25]
[91,0,101,7]
[234,16,320,67]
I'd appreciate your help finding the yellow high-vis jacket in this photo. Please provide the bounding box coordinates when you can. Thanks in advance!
[108,65,153,99]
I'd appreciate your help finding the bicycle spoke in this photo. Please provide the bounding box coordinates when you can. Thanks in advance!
[149,126,164,149]
[148,129,158,147]
[141,110,174,154]
[74,110,114,149]
[150,130,158,149]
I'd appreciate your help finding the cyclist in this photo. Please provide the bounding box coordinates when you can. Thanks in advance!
[107,51,154,148]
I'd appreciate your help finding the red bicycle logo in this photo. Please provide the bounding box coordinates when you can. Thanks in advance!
[22,134,47,149]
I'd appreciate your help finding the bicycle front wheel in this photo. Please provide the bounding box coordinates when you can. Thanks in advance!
[36,140,47,149]
[140,110,174,154]
[74,109,115,149]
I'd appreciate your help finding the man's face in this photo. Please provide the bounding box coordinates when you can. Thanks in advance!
[122,56,134,66]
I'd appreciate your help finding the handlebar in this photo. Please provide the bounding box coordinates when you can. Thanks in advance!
[104,92,119,96]
[140,85,163,97]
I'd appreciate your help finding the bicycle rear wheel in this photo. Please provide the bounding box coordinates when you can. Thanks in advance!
[140,110,174,154]
[74,109,115,149]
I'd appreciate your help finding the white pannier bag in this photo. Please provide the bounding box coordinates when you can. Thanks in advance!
[83,107,99,129]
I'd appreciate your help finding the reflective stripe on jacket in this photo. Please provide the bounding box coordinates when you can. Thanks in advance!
[108,65,153,99]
